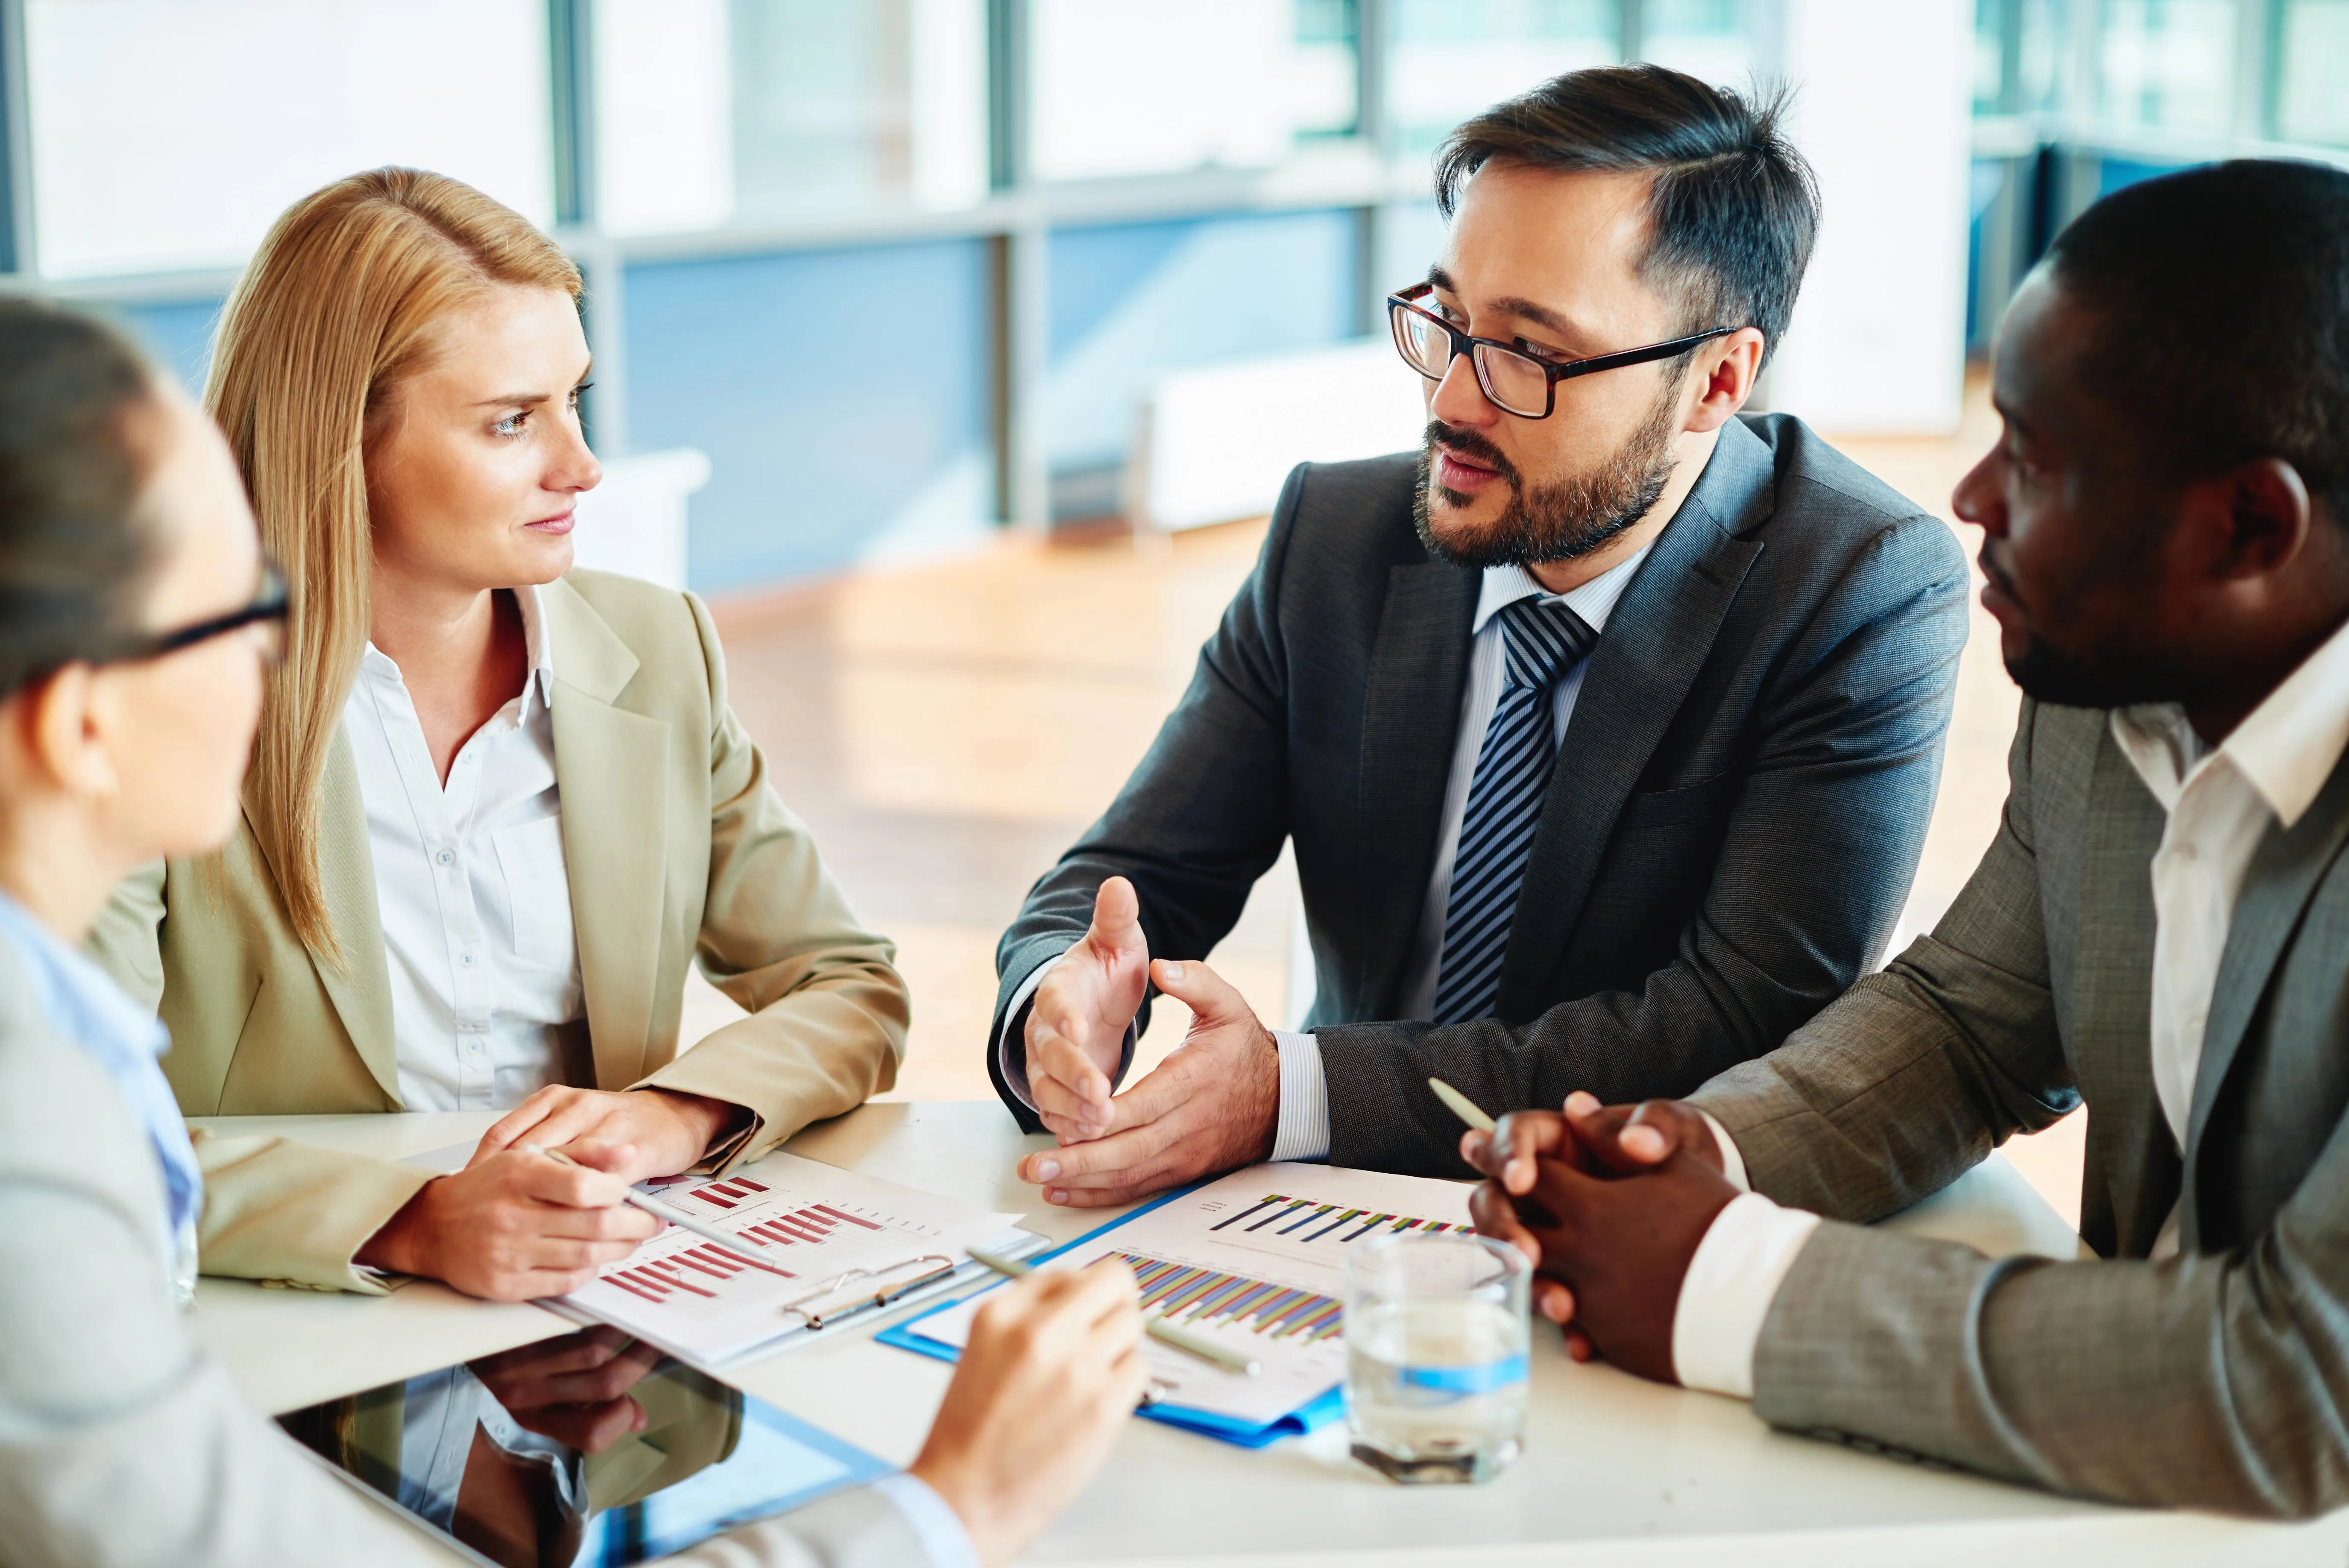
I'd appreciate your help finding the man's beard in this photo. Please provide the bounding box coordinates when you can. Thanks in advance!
[1412,387,1681,570]
[2004,633,2181,712]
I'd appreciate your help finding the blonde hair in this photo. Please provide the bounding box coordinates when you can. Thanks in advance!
[206,168,581,961]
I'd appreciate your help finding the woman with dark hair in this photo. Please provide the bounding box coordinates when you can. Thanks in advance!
[0,296,1142,1567]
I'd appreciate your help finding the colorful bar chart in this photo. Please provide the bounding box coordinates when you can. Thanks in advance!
[1208,1194,1467,1245]
[1115,1251,1344,1343]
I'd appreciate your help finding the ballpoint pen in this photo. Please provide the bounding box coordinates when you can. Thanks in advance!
[965,1244,1262,1377]
[524,1143,794,1278]
[1428,1077,1499,1133]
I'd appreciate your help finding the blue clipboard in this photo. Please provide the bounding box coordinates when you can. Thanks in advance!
[875,1187,1345,1449]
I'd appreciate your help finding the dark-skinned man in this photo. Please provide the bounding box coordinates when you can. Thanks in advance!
[987,65,1971,1208]
[1465,158,2349,1517]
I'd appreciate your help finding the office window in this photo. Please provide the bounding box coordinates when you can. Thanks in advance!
[2094,0,2238,136]
[595,0,989,235]
[2278,0,2349,146]
[22,0,553,279]
[1387,0,1620,158]
[1030,0,1356,182]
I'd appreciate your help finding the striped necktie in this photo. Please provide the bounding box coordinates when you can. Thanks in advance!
[1429,596,1599,1026]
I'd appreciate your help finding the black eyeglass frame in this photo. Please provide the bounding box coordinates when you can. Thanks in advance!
[1387,281,1739,419]
[103,558,290,667]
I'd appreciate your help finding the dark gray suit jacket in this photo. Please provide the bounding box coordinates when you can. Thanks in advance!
[1693,697,2349,1515]
[991,414,1970,1172]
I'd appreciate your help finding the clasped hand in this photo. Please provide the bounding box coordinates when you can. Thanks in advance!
[1016,876,1280,1206]
[1459,1091,1740,1383]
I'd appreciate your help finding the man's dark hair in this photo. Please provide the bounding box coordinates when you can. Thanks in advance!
[2045,159,2349,530]
[1433,64,1819,369]
[0,298,162,700]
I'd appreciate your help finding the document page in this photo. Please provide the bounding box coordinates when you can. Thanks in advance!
[916,1162,1475,1427]
[559,1151,1025,1366]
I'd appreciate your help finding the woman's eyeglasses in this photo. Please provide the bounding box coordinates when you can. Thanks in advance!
[105,558,291,669]
[1387,281,1737,420]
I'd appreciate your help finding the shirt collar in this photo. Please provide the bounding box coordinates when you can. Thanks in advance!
[359,585,558,718]
[2111,614,2349,828]
[1471,539,1658,639]
[0,888,168,1069]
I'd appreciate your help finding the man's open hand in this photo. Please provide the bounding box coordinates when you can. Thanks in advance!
[1016,958,1278,1207]
[1467,1149,1737,1383]
[1026,877,1151,1140]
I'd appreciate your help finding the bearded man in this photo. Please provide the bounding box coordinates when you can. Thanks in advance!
[987,64,1971,1202]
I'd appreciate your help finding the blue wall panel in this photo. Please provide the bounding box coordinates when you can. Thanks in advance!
[624,239,991,594]
[1043,209,1361,501]
[111,298,222,392]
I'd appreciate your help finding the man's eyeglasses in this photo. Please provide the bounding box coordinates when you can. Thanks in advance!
[1387,281,1737,420]
[105,558,291,669]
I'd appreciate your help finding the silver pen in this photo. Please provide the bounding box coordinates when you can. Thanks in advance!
[524,1144,793,1278]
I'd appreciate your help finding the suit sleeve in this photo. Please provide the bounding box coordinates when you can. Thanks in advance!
[636,592,909,1168]
[984,466,1306,1130]
[1685,695,2078,1217]
[1315,510,1977,1174]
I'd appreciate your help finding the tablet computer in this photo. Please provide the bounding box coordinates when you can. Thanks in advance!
[275,1325,895,1567]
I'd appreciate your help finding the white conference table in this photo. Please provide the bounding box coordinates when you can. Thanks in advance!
[190,1102,2349,1567]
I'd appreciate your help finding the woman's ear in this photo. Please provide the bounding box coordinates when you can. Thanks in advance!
[25,664,121,804]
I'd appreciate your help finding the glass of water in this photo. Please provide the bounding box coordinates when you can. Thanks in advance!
[1343,1231,1529,1484]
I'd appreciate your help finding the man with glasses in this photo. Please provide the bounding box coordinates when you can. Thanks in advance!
[990,65,1971,1202]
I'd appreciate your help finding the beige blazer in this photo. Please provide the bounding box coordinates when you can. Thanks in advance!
[89,569,908,1293]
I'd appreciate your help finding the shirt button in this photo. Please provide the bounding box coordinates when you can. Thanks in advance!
[461,953,477,967]
[435,850,454,867]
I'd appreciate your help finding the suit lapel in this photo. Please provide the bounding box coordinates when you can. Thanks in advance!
[542,577,669,1090]
[1356,561,1480,1016]
[1491,422,1767,1017]
[2182,747,2349,1220]
[244,733,402,1105]
[2071,730,2173,1254]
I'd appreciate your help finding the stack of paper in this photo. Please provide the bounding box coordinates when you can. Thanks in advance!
[895,1162,1475,1437]
[554,1151,1030,1368]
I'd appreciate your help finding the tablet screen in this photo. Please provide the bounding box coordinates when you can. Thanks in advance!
[275,1326,894,1566]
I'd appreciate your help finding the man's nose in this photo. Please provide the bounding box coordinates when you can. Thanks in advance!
[1429,349,1500,428]
[1951,452,2005,536]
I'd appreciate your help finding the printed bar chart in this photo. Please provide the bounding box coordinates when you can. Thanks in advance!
[1209,1194,1466,1245]
[1117,1251,1344,1343]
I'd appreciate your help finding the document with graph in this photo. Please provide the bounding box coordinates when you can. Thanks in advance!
[887,1162,1475,1434]
[551,1152,1031,1368]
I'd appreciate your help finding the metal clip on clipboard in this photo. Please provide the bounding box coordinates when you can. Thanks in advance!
[777,1255,958,1331]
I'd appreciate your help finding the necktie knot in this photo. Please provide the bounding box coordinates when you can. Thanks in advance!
[1497,596,1597,692]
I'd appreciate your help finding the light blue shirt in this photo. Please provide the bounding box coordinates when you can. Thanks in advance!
[0,889,201,1298]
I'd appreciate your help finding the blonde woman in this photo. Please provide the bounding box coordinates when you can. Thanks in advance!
[91,169,908,1301]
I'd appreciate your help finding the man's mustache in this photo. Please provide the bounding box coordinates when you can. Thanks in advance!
[1423,420,1520,489]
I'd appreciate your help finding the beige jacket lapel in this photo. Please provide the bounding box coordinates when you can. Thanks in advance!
[244,733,403,1105]
[542,577,671,1090]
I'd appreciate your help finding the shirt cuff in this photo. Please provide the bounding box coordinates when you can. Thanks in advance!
[869,1473,981,1568]
[1269,1030,1331,1163]
[1695,1108,1749,1191]
[1670,1191,1821,1400]
[995,958,1061,1113]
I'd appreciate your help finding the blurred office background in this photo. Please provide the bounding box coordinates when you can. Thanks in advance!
[5,0,2345,1216]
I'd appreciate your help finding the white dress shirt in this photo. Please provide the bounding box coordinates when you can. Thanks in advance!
[994,544,1656,1161]
[1672,614,2349,1399]
[346,586,587,1112]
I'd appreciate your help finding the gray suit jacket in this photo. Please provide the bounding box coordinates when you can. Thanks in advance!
[1691,697,2349,1516]
[0,944,939,1566]
[992,415,1970,1172]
